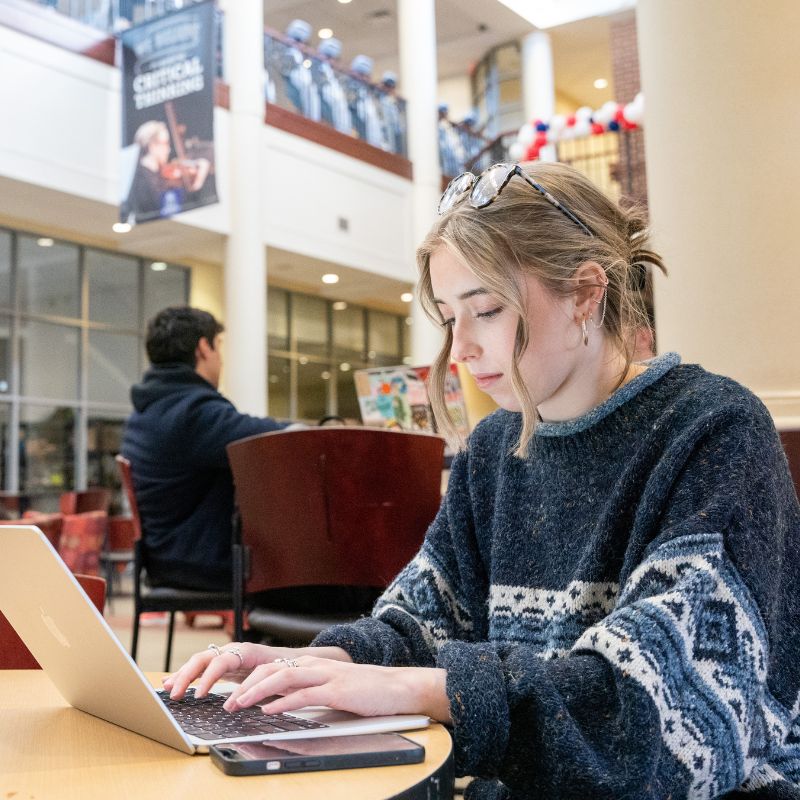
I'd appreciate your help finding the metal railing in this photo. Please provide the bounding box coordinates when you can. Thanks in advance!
[264,30,408,158]
[29,0,201,32]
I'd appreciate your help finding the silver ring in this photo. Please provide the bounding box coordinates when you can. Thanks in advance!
[222,647,244,668]
[273,657,300,668]
[207,643,222,657]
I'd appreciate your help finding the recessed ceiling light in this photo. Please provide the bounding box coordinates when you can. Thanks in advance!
[37,237,54,247]
[302,58,312,69]
[339,362,351,372]
[322,273,339,284]
[337,0,352,4]
[321,370,331,380]
[112,222,132,233]
[405,317,413,326]
[594,78,609,89]
[318,28,333,39]
[332,300,348,311]
[299,356,309,365]
[150,261,168,271]
[400,291,413,303]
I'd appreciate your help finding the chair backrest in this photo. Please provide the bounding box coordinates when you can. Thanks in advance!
[57,511,108,576]
[0,573,106,669]
[779,429,800,501]
[227,428,445,594]
[1,512,64,549]
[115,455,143,543]
[59,487,112,516]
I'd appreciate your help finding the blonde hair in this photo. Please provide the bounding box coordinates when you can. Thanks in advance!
[134,120,169,150]
[417,161,666,457]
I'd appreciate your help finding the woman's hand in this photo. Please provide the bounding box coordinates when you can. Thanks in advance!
[162,643,352,700]
[223,656,453,724]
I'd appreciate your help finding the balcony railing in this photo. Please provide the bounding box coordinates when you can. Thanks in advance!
[27,0,201,32]
[264,29,408,159]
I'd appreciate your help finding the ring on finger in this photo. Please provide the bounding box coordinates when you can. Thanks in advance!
[222,646,245,668]
[207,643,222,657]
[273,657,300,668]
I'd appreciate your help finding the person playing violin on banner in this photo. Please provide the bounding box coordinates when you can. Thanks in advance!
[123,120,211,224]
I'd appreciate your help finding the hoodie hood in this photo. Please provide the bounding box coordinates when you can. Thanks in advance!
[130,363,217,412]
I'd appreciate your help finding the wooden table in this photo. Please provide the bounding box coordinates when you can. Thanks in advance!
[0,671,454,799]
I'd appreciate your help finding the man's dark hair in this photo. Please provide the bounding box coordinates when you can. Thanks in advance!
[145,306,224,366]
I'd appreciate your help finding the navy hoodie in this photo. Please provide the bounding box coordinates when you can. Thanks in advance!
[121,363,286,590]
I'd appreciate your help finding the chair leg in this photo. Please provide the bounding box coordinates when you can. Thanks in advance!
[131,611,140,662]
[164,611,176,672]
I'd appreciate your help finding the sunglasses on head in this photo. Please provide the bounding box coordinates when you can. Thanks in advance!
[437,162,593,237]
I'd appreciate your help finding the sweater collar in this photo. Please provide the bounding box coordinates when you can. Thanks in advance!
[534,352,681,438]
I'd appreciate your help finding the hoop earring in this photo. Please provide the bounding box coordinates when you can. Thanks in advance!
[581,318,589,346]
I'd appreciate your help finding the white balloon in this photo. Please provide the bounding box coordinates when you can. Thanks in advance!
[549,114,567,134]
[508,141,526,161]
[576,105,593,121]
[518,123,535,146]
[623,102,642,125]
[573,119,592,138]
[546,127,560,144]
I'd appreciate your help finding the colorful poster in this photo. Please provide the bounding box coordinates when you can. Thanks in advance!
[354,363,468,440]
[120,0,218,225]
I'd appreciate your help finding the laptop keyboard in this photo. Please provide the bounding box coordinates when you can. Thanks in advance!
[157,687,329,741]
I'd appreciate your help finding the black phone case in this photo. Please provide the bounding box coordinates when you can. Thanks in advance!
[209,735,425,776]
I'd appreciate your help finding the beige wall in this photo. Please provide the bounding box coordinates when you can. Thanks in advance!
[188,261,225,323]
[637,0,800,428]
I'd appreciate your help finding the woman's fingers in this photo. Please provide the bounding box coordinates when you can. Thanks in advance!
[223,658,323,711]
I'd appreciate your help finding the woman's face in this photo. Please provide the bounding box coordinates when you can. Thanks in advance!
[148,132,171,166]
[429,246,583,416]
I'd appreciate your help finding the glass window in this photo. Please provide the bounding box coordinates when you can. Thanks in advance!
[0,230,11,309]
[0,315,10,394]
[87,250,139,328]
[144,263,188,323]
[335,365,361,421]
[19,404,75,495]
[332,303,365,361]
[368,310,400,365]
[87,414,125,511]
[267,355,291,419]
[18,236,80,319]
[88,331,139,405]
[0,402,9,490]
[296,358,328,421]
[267,287,289,351]
[292,294,328,357]
[19,320,79,400]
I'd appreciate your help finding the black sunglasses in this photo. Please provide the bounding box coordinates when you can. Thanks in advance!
[437,162,593,237]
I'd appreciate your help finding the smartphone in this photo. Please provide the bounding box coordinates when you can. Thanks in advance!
[209,733,425,776]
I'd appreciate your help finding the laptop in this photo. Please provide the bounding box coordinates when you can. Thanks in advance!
[0,526,429,754]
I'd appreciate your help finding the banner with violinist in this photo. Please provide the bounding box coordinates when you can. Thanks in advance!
[120,0,218,225]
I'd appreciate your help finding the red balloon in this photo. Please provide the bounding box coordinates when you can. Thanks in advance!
[525,144,541,161]
[566,114,576,127]
[622,119,638,130]
[614,106,626,123]
[534,132,548,147]
[591,122,605,135]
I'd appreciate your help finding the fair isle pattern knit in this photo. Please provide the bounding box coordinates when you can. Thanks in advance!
[313,354,800,799]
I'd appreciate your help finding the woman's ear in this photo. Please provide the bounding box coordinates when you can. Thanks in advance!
[572,261,607,321]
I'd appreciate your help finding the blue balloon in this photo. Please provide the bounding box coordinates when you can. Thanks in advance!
[535,122,549,132]
[608,120,620,132]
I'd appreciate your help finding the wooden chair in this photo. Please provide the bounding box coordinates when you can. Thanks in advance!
[227,428,445,644]
[57,510,108,577]
[0,574,106,669]
[59,487,112,515]
[100,515,136,602]
[116,455,233,671]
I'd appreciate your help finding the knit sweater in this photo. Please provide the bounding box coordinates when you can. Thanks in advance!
[313,354,800,799]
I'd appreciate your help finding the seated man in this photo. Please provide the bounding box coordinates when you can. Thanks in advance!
[122,306,289,591]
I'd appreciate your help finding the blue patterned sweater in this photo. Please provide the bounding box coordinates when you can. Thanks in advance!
[313,354,800,799]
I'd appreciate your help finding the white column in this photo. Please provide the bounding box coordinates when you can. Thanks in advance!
[521,31,556,162]
[398,0,443,366]
[637,0,800,426]
[219,0,267,415]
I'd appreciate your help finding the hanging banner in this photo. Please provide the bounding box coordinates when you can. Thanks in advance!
[119,0,218,225]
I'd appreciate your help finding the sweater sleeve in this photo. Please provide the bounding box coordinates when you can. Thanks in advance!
[438,400,800,798]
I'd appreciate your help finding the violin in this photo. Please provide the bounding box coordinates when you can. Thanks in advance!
[161,101,214,191]
[159,158,201,190]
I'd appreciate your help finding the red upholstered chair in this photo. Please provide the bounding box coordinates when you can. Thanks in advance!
[779,430,800,501]
[59,487,112,516]
[227,428,445,644]
[116,455,233,671]
[0,574,106,669]
[57,511,108,577]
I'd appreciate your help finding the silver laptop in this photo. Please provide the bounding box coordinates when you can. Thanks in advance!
[0,526,429,754]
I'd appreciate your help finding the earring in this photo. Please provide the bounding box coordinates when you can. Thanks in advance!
[581,318,589,346]
[592,284,608,329]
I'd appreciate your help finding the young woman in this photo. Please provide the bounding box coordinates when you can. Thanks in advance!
[165,162,800,799]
